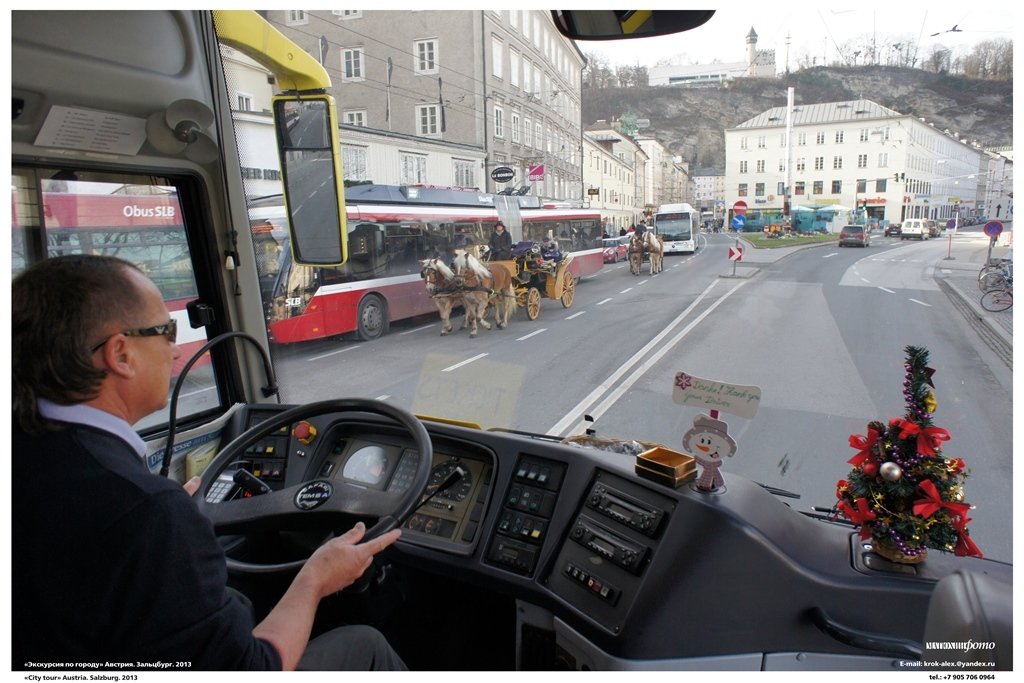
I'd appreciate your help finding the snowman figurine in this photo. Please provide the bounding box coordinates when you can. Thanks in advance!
[682,413,737,491]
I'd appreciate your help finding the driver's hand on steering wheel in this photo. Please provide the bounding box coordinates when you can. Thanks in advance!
[300,522,402,598]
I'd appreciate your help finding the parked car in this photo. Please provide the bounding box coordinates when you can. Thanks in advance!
[838,224,870,247]
[926,219,941,237]
[601,236,629,263]
[901,218,928,240]
[884,223,902,237]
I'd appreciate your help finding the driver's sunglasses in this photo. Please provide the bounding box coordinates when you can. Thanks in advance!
[90,319,178,353]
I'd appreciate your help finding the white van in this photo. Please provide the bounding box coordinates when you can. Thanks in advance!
[901,218,928,240]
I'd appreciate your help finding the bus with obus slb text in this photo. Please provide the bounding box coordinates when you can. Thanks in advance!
[251,185,605,344]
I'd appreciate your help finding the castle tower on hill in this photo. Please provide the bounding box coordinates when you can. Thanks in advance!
[648,27,776,87]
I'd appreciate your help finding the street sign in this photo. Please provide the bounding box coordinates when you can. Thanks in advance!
[728,246,743,261]
[731,214,746,230]
[984,221,1004,238]
[733,201,748,216]
[490,166,515,183]
[587,188,599,196]
[946,218,956,230]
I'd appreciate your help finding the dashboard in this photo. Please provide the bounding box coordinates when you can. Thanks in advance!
[203,402,1011,668]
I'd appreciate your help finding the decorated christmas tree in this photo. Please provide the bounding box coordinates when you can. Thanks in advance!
[835,346,982,563]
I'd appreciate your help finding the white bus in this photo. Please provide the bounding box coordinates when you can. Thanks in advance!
[652,203,698,253]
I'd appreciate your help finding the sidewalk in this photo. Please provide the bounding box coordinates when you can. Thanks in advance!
[721,230,1012,361]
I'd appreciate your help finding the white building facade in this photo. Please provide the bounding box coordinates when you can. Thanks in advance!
[582,127,647,232]
[724,99,984,231]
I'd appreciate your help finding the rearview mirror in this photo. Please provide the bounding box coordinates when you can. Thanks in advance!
[550,10,715,41]
[273,95,348,266]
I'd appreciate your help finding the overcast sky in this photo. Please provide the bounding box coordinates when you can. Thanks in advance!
[580,3,1015,73]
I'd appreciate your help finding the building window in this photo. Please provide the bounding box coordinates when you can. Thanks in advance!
[780,133,787,148]
[524,117,532,146]
[492,37,503,79]
[860,128,869,142]
[511,112,520,143]
[833,156,843,170]
[878,152,889,167]
[739,160,748,174]
[755,183,765,196]
[777,182,786,194]
[740,137,748,150]
[832,180,842,194]
[778,159,786,172]
[400,153,427,184]
[813,181,823,195]
[757,135,766,149]
[343,48,364,80]
[416,104,440,137]
[794,181,805,195]
[333,10,361,19]
[454,159,475,188]
[236,92,253,112]
[737,183,748,197]
[493,106,504,138]
[857,154,868,168]
[344,110,367,127]
[415,40,438,74]
[835,131,845,144]
[798,132,807,146]
[796,158,805,172]
[816,132,825,145]
[875,179,888,193]
[510,49,520,88]
[286,10,307,25]
[535,122,542,149]
[342,146,369,181]
[856,179,867,193]
[814,157,824,171]
[756,160,765,173]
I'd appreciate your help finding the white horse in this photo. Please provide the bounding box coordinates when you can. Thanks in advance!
[643,231,664,275]
[420,257,474,336]
[451,251,516,336]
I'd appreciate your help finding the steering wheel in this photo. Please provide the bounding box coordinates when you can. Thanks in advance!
[195,398,432,574]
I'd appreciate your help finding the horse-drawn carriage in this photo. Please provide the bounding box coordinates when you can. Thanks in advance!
[489,240,576,320]
[419,241,577,337]
[627,230,664,276]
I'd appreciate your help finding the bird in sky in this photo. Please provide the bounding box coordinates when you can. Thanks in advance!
[930,24,962,37]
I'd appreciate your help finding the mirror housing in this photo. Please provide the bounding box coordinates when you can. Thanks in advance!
[550,10,715,41]
[272,95,348,266]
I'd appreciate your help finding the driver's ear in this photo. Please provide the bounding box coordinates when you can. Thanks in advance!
[99,335,137,380]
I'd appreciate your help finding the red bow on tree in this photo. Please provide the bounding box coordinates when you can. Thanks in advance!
[848,429,881,468]
[952,516,983,558]
[912,479,970,519]
[894,419,951,456]
[837,497,876,539]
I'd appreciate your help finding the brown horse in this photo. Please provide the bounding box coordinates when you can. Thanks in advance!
[420,258,473,336]
[628,233,644,275]
[451,251,516,336]
[628,232,664,275]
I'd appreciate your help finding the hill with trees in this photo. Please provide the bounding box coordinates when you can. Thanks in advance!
[581,65,1012,171]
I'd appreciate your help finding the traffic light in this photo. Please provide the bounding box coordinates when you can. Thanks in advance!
[894,173,899,182]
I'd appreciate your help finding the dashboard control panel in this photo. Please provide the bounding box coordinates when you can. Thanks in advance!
[486,454,566,576]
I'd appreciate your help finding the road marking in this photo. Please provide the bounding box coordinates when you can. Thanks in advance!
[596,298,613,305]
[375,394,391,401]
[566,311,586,319]
[824,253,838,258]
[548,278,747,437]
[442,353,488,372]
[308,345,360,361]
[909,298,932,307]
[516,329,547,341]
[860,277,871,284]
[400,323,436,336]
[877,286,895,293]
[620,287,634,294]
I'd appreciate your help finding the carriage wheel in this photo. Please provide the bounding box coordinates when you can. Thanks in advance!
[526,287,542,320]
[560,275,576,308]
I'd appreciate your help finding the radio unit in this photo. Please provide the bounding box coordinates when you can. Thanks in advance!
[586,482,665,537]
[570,515,648,575]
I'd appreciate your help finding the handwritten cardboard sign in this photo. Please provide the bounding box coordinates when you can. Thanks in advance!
[672,372,762,420]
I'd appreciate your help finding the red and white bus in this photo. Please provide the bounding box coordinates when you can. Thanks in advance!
[249,185,605,344]
[12,185,209,375]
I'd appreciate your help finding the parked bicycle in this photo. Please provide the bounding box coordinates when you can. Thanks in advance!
[978,258,1013,292]
[980,276,1013,312]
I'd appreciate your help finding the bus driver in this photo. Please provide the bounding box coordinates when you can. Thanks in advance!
[11,254,406,671]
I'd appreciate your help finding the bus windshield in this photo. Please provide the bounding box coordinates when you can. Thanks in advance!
[655,212,693,241]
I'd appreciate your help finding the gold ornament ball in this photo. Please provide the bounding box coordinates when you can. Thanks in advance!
[880,462,903,482]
